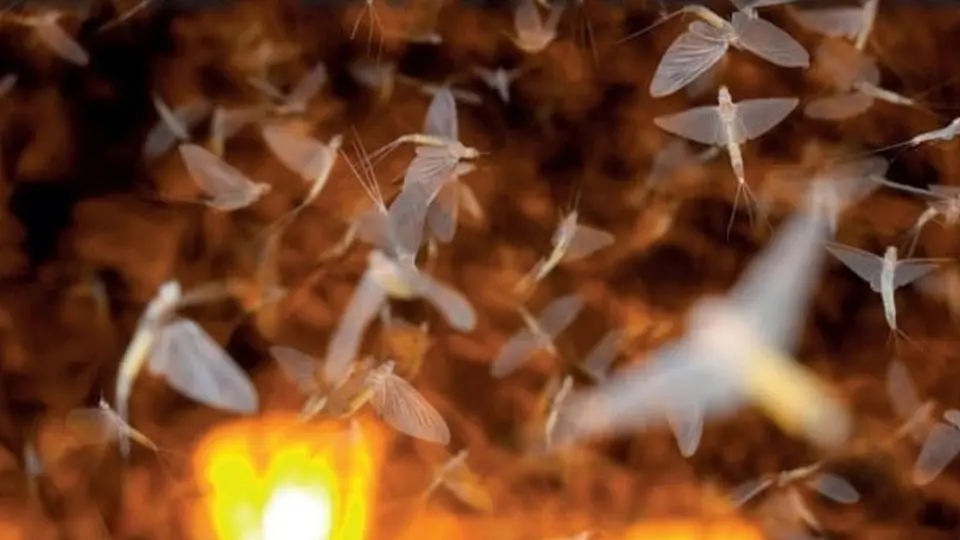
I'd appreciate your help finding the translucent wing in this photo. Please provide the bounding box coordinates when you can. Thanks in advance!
[647,138,698,186]
[887,359,922,421]
[913,422,960,485]
[406,271,477,331]
[581,329,624,381]
[728,211,831,351]
[824,242,883,291]
[262,126,336,183]
[423,87,459,141]
[650,22,729,98]
[514,0,545,39]
[790,7,865,40]
[387,182,434,261]
[458,182,484,221]
[654,105,724,146]
[804,92,874,120]
[814,39,879,90]
[945,409,960,428]
[729,477,774,506]
[64,408,120,445]
[665,399,704,457]
[406,147,460,193]
[731,0,796,9]
[731,12,810,68]
[562,225,615,263]
[285,61,328,111]
[152,94,190,141]
[324,273,388,386]
[491,328,541,378]
[34,18,89,66]
[731,97,799,143]
[149,318,259,414]
[426,181,459,243]
[893,259,949,289]
[806,473,860,503]
[537,293,585,338]
[356,207,393,252]
[370,374,451,444]
[270,346,321,395]
[179,144,263,209]
[143,100,211,160]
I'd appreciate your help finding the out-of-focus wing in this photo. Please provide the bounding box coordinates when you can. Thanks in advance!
[324,273,388,386]
[426,181,459,243]
[285,61,328,111]
[654,105,724,146]
[270,346,322,395]
[824,242,884,291]
[581,329,624,381]
[149,318,259,414]
[790,7,865,40]
[887,359,922,422]
[387,181,435,262]
[893,259,950,289]
[491,329,541,378]
[731,12,809,67]
[650,22,729,98]
[537,293,585,338]
[665,398,704,457]
[64,408,119,445]
[804,92,874,120]
[179,144,267,210]
[405,270,477,331]
[423,86,459,141]
[729,476,774,506]
[562,225,615,263]
[143,100,211,160]
[806,473,860,503]
[370,373,451,444]
[34,17,89,66]
[913,422,960,485]
[731,97,799,143]
[262,126,337,183]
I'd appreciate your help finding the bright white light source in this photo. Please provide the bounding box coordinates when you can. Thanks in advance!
[261,486,333,540]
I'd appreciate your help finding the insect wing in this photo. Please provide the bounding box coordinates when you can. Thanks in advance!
[35,18,89,66]
[423,87,459,141]
[324,273,388,386]
[270,346,322,395]
[913,422,960,485]
[825,242,884,291]
[806,473,860,503]
[654,105,724,146]
[262,126,336,184]
[371,373,451,444]
[731,97,799,143]
[650,22,729,98]
[562,225,615,263]
[731,12,809,68]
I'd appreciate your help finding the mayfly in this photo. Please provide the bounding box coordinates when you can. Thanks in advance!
[396,74,484,106]
[824,242,950,346]
[510,0,565,54]
[560,199,854,452]
[516,208,614,294]
[470,66,526,104]
[853,116,960,158]
[248,60,328,116]
[490,293,584,378]
[805,40,918,120]
[424,449,494,511]
[790,0,880,51]
[143,97,211,161]
[114,280,259,457]
[870,178,960,256]
[179,143,272,211]
[371,87,482,265]
[730,462,860,510]
[640,6,808,97]
[65,395,159,458]
[0,11,89,66]
[654,86,798,236]
[353,359,451,444]
[913,408,960,485]
[323,249,476,386]
[261,125,343,222]
[270,345,358,421]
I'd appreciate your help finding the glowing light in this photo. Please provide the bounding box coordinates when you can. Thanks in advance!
[262,487,332,540]
[191,414,380,540]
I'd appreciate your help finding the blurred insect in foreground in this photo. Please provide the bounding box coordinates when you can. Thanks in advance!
[560,185,858,454]
[178,144,272,211]
[261,124,343,225]
[424,449,494,511]
[654,86,798,236]
[323,249,476,387]
[731,462,859,538]
[824,242,950,348]
[0,10,89,66]
[913,408,960,486]
[629,4,808,97]
[871,177,960,257]
[790,0,879,51]
[114,281,258,458]
[805,40,922,120]
[510,0,565,54]
[470,65,526,104]
[491,293,584,378]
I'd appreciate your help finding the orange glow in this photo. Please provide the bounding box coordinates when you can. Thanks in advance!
[622,519,765,540]
[191,414,381,540]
